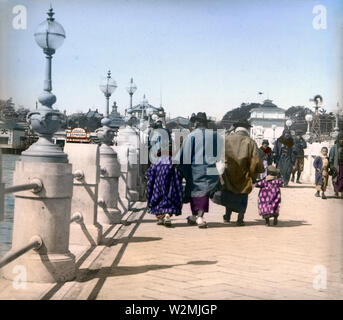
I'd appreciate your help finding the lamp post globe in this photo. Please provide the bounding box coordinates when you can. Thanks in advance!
[34,7,66,54]
[33,7,66,109]
[305,114,313,123]
[304,114,313,141]
[286,119,292,129]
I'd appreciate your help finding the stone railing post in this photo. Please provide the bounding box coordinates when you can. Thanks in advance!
[95,119,122,225]
[0,150,4,222]
[64,143,102,246]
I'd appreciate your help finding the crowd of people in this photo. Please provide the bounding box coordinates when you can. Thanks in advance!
[144,112,343,228]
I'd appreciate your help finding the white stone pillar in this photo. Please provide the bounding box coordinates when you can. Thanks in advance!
[127,146,140,202]
[97,144,121,224]
[0,150,4,222]
[64,143,102,246]
[1,161,76,283]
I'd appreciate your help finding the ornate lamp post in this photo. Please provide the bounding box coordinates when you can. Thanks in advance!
[332,104,340,140]
[96,72,121,225]
[23,7,66,162]
[2,7,76,283]
[100,70,117,118]
[140,94,149,120]
[147,107,154,126]
[97,70,118,147]
[126,77,137,109]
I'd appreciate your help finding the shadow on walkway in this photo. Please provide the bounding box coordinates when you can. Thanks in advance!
[76,260,218,283]
[170,219,310,228]
[325,196,343,199]
[107,236,162,246]
[284,185,314,189]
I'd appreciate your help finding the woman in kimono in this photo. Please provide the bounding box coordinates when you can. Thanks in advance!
[146,124,183,227]
[177,112,222,228]
[273,129,296,187]
[329,132,343,198]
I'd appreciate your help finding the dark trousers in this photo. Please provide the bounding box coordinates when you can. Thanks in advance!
[225,207,244,222]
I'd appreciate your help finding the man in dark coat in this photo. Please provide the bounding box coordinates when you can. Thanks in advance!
[291,129,307,183]
[260,139,273,165]
[273,128,296,187]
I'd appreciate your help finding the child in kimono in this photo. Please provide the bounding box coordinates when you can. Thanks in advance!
[255,165,283,226]
[313,147,330,199]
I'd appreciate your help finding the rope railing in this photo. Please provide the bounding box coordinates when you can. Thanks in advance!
[0,235,43,269]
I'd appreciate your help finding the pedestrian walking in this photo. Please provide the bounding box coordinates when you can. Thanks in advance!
[177,112,222,228]
[273,128,296,187]
[219,120,264,226]
[313,146,330,200]
[329,131,343,198]
[255,165,283,226]
[291,129,307,183]
[146,125,183,227]
[260,139,273,165]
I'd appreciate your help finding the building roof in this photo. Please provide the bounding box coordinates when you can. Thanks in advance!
[85,109,103,119]
[250,99,285,113]
[167,116,190,126]
[127,95,164,114]
[0,119,28,130]
[108,102,125,128]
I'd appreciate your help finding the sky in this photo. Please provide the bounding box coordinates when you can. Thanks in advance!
[0,0,342,120]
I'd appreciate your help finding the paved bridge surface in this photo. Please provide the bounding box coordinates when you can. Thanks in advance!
[0,182,342,300]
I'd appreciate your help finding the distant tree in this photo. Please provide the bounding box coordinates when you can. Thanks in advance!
[16,106,30,122]
[286,105,336,135]
[0,98,16,119]
[222,103,261,122]
[220,102,260,129]
[67,110,103,132]
[285,106,313,121]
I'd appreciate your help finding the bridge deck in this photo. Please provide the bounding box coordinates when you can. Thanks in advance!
[0,182,342,300]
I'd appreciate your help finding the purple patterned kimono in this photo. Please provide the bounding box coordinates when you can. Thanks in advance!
[146,156,183,215]
[256,178,283,218]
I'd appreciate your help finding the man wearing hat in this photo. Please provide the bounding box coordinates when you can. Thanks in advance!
[273,128,296,187]
[177,112,223,228]
[291,129,307,183]
[260,139,273,165]
[220,120,264,226]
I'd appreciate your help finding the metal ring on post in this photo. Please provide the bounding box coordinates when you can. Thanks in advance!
[70,212,83,224]
[31,178,43,193]
[31,235,43,250]
[97,199,105,208]
[73,170,84,181]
